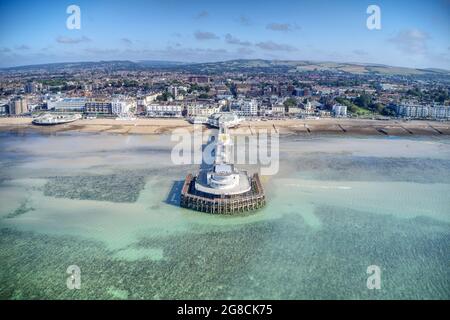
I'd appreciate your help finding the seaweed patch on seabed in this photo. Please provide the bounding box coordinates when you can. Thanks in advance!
[1,205,449,300]
[289,155,450,183]
[44,172,146,203]
[5,199,35,219]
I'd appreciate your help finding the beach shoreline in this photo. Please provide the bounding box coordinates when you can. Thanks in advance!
[0,117,449,136]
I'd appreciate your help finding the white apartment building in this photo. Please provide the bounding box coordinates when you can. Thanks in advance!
[168,85,178,98]
[237,99,258,117]
[187,104,221,117]
[9,97,29,115]
[111,97,136,115]
[430,105,450,119]
[141,92,161,105]
[396,104,449,120]
[332,104,347,117]
[48,97,86,112]
[146,104,183,117]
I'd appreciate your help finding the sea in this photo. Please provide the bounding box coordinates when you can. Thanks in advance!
[0,130,449,299]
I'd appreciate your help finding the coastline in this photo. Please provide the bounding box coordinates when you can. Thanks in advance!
[0,117,449,136]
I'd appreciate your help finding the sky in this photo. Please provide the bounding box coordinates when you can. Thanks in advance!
[0,0,449,69]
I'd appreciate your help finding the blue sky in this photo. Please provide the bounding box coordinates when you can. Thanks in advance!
[0,0,449,69]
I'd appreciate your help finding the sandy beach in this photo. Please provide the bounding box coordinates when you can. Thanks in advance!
[0,117,449,136]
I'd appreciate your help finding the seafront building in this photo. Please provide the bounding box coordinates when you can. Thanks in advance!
[0,99,9,115]
[137,92,162,111]
[3,61,448,121]
[111,96,136,116]
[232,99,258,117]
[287,105,301,116]
[332,104,348,117]
[146,104,183,117]
[271,103,285,116]
[207,112,241,128]
[187,103,221,117]
[188,116,209,124]
[432,105,450,119]
[9,97,28,115]
[85,98,113,115]
[48,97,86,112]
[396,104,450,120]
[240,99,258,117]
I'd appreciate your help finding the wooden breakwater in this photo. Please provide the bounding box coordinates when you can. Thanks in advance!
[180,173,266,214]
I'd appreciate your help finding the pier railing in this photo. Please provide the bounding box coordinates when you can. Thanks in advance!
[180,173,266,214]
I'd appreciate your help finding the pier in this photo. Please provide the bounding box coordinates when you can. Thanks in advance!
[180,173,266,214]
[180,121,266,214]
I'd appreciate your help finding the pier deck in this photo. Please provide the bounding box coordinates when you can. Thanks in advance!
[180,173,266,214]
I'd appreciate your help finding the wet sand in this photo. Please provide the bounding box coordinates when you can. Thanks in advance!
[0,117,449,136]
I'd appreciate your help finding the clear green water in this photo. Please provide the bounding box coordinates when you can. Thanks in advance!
[0,131,449,299]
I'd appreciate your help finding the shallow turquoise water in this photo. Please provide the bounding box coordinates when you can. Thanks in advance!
[0,131,449,299]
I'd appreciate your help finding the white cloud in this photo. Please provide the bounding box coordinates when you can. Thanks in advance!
[56,36,91,44]
[256,41,297,52]
[224,34,251,46]
[266,22,300,32]
[194,31,220,41]
[15,45,30,50]
[121,38,132,45]
[236,15,252,26]
[388,29,430,55]
[195,10,209,19]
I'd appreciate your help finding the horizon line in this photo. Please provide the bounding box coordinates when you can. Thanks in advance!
[1,58,449,73]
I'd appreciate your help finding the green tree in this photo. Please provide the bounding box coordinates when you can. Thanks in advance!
[283,98,297,108]
[381,105,397,116]
[370,103,385,113]
[335,97,369,116]
[354,94,372,109]
[156,92,174,101]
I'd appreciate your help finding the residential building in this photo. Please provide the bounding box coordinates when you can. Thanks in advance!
[332,104,347,117]
[287,106,301,116]
[25,82,39,94]
[430,105,450,120]
[271,104,285,116]
[236,99,258,117]
[188,76,210,84]
[111,97,136,115]
[48,97,86,112]
[396,104,450,120]
[85,98,112,115]
[146,104,183,117]
[9,97,28,115]
[142,92,161,105]
[187,104,221,117]
[168,85,178,98]
[0,99,9,115]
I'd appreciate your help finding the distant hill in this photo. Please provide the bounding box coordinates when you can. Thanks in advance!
[137,60,186,67]
[0,60,188,73]
[172,59,450,76]
[1,60,142,72]
[1,59,449,78]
